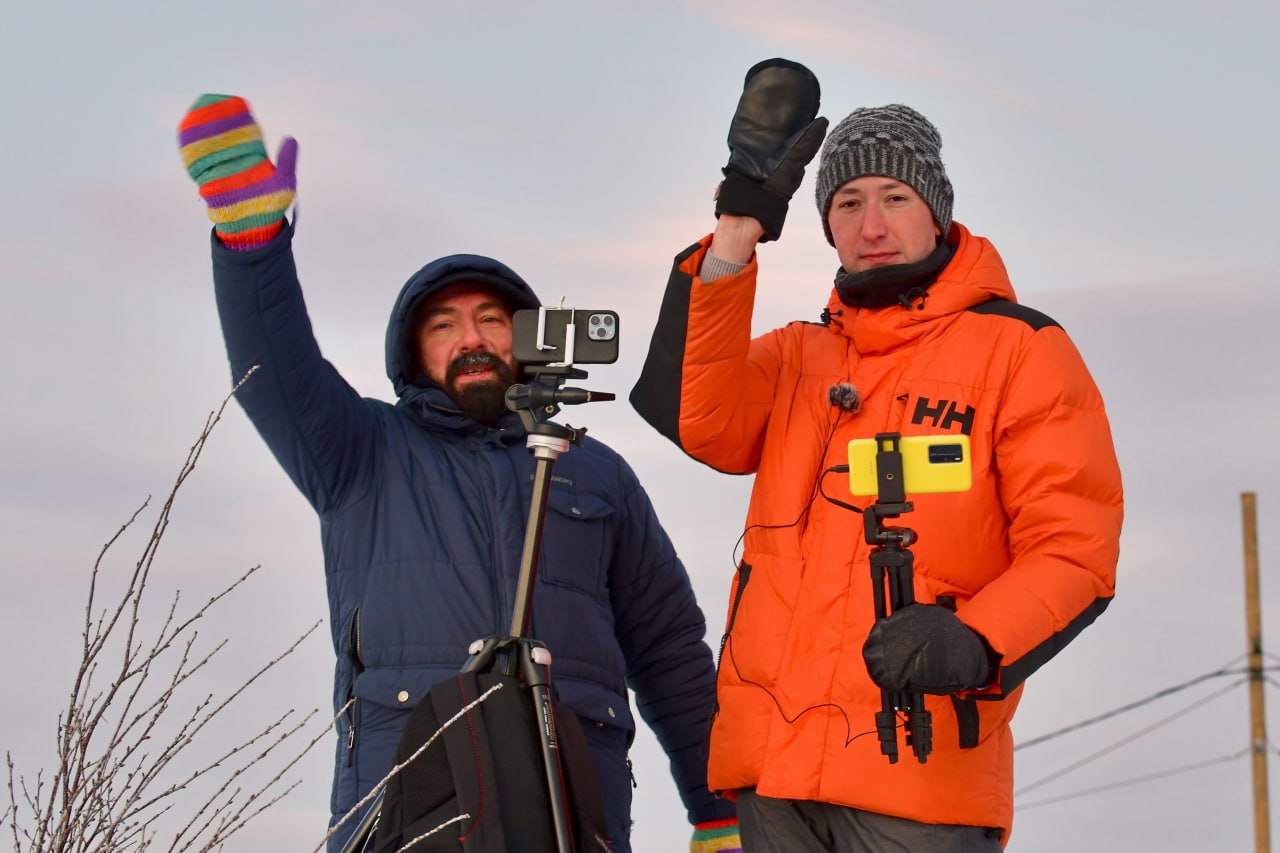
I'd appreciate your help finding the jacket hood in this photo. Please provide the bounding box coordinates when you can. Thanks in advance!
[825,222,1016,355]
[385,254,541,398]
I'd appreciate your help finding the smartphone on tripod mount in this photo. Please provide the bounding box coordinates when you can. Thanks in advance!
[512,307,619,367]
[847,434,972,497]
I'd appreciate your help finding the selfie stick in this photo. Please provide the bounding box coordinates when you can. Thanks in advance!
[341,337,613,853]
[864,433,932,765]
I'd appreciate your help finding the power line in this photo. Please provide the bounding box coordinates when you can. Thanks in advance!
[1016,676,1246,795]
[1018,747,1251,810]
[1017,663,1272,751]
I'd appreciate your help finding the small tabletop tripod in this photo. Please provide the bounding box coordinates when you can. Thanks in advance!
[863,433,932,765]
[342,365,613,853]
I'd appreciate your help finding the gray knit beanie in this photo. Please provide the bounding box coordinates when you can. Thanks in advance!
[814,104,953,246]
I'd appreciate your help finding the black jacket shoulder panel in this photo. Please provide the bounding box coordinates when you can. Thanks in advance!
[628,244,703,447]
[966,298,1060,331]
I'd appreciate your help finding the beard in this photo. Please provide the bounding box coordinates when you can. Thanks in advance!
[444,351,518,426]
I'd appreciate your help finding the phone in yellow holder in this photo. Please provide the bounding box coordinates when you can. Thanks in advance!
[848,434,973,497]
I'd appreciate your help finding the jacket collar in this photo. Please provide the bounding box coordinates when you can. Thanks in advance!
[395,382,528,443]
[823,222,1017,356]
[833,240,956,309]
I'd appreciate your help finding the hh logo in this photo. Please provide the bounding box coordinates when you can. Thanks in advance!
[911,397,975,435]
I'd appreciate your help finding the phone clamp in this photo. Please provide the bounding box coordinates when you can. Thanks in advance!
[865,433,932,765]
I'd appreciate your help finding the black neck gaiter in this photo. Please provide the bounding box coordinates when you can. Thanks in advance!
[833,240,956,310]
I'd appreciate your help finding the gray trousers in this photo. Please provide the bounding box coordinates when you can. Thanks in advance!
[737,789,1003,853]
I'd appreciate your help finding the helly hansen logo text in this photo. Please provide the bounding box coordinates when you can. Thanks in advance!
[912,397,975,435]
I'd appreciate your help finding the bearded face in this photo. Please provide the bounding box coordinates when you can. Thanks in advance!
[443,350,518,425]
[413,284,521,426]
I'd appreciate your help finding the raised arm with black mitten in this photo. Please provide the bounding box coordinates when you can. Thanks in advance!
[714,58,828,242]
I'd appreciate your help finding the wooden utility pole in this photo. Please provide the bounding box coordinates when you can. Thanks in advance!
[1243,491,1270,853]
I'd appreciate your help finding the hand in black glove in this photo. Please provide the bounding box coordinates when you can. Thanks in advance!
[863,604,993,695]
[716,58,829,242]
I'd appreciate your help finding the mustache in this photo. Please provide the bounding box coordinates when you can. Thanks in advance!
[445,351,511,385]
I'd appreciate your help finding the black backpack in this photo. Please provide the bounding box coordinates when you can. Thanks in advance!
[370,671,610,852]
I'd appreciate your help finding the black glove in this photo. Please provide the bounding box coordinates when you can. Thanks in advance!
[716,58,829,242]
[862,604,993,695]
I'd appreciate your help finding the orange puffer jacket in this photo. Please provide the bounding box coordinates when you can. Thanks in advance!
[630,223,1123,840]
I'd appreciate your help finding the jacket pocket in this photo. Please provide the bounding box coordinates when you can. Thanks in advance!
[951,695,980,749]
[718,555,797,688]
[348,666,461,802]
[538,490,614,597]
[717,561,753,673]
[553,676,635,739]
[726,561,753,634]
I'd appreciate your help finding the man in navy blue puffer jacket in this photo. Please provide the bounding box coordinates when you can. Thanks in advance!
[179,95,738,852]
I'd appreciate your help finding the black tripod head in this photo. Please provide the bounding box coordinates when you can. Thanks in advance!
[505,365,615,444]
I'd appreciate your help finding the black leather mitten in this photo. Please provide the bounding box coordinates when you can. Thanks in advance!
[715,58,828,242]
[863,604,993,694]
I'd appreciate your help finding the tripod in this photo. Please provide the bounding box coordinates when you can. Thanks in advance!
[863,433,932,765]
[341,366,613,853]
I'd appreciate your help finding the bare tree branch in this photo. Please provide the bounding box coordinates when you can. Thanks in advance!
[397,813,471,852]
[6,368,337,852]
[316,682,506,852]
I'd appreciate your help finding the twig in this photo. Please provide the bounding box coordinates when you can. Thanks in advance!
[5,367,334,851]
[315,682,505,852]
[397,813,471,852]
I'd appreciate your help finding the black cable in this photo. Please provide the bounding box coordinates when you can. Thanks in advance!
[729,407,849,570]
[1015,676,1246,795]
[716,406,857,719]
[712,397,881,750]
[721,631,881,748]
[1016,664,1274,751]
[818,464,860,514]
[1017,747,1250,810]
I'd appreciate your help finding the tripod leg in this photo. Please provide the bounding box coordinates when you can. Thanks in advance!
[908,699,932,763]
[869,554,901,762]
[518,641,575,853]
[337,789,383,853]
[879,546,933,763]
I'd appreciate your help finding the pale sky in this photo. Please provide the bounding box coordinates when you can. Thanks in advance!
[3,2,1279,850]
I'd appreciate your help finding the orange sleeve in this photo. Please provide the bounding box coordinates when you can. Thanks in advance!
[957,324,1123,693]
[631,238,787,475]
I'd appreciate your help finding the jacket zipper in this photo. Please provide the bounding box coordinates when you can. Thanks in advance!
[485,445,509,635]
[346,608,363,766]
[345,691,358,766]
[713,561,754,721]
[352,608,364,670]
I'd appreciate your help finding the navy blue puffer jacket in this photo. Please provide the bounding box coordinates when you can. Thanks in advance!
[209,225,732,849]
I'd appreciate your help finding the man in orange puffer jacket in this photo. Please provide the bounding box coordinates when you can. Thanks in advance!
[631,60,1123,851]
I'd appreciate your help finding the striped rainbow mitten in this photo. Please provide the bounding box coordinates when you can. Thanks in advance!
[691,818,742,852]
[178,94,297,251]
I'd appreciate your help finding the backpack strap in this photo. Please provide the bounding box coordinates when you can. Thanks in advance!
[372,672,613,852]
[551,700,612,851]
